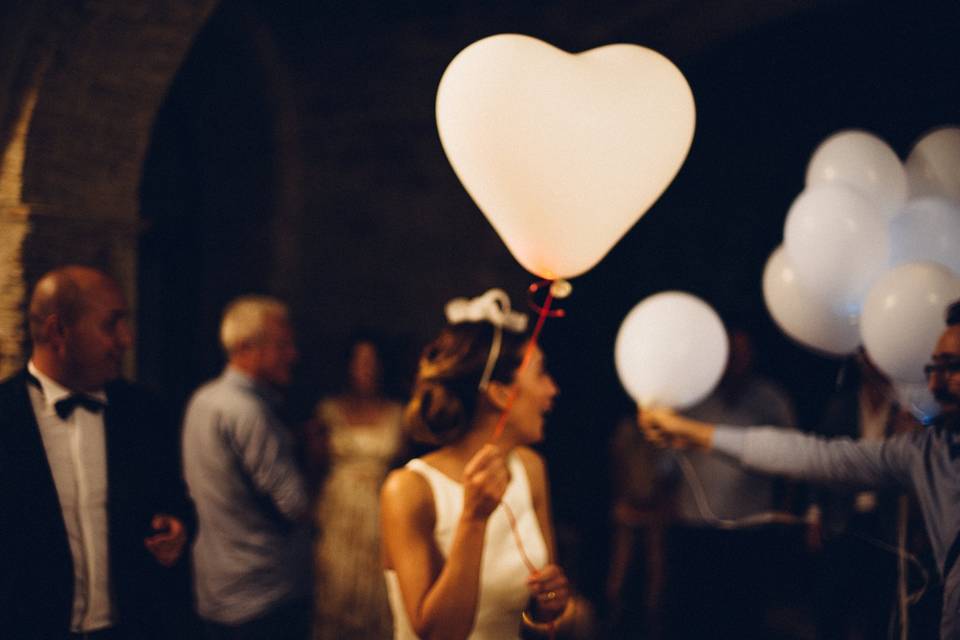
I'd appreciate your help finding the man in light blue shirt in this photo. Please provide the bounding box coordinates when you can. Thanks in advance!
[183,296,311,639]
[640,300,960,639]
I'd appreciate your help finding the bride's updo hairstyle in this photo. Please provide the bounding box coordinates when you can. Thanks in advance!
[405,290,529,445]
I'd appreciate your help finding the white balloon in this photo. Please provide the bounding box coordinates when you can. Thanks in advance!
[889,197,960,274]
[905,126,960,202]
[436,34,695,279]
[805,129,907,216]
[615,292,728,409]
[783,185,889,314]
[861,262,960,383]
[762,245,860,356]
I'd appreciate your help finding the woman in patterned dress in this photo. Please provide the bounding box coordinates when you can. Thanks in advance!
[311,334,404,639]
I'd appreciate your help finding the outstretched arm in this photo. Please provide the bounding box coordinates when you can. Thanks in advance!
[639,406,915,490]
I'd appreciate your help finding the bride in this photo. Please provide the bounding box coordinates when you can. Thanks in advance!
[381,289,573,639]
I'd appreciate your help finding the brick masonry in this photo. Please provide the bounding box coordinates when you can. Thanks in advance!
[0,0,218,378]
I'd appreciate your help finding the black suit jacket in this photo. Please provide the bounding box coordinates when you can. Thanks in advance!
[0,370,195,639]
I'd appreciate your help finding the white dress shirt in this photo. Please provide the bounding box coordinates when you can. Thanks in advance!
[27,360,115,632]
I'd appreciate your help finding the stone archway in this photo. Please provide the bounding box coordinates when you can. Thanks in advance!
[0,0,219,377]
[137,0,305,405]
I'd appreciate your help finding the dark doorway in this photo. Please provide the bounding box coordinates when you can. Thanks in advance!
[139,1,282,410]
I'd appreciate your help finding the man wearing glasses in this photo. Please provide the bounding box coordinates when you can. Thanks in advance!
[640,300,960,639]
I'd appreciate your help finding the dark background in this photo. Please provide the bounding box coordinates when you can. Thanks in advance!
[137,0,960,604]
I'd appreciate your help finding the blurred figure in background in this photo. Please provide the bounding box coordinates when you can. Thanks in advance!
[308,332,404,639]
[659,327,801,639]
[182,296,311,640]
[810,349,931,639]
[605,410,672,639]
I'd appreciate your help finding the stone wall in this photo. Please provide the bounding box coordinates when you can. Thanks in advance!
[0,0,218,377]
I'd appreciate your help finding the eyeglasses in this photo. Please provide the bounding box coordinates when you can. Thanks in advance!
[923,360,960,380]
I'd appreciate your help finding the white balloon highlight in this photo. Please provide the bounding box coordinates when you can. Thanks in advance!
[805,129,907,216]
[436,34,695,279]
[861,262,960,383]
[783,184,889,314]
[905,127,960,202]
[889,197,960,275]
[762,245,860,356]
[615,292,728,409]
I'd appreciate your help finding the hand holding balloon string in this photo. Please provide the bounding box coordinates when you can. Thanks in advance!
[620,292,806,530]
[489,279,572,635]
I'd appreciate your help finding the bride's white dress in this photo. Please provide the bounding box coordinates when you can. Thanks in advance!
[385,452,548,639]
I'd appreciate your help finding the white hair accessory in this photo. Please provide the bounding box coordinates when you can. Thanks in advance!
[445,288,528,390]
[445,288,528,332]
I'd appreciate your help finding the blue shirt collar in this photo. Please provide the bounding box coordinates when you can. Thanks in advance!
[223,366,281,406]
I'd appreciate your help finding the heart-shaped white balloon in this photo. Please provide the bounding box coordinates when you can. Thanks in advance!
[436,34,695,279]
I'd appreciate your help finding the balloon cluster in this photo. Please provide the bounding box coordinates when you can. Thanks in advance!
[764,127,960,385]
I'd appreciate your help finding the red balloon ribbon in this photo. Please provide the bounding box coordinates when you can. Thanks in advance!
[490,280,559,442]
[489,279,564,639]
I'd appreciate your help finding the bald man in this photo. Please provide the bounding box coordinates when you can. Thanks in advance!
[0,266,193,639]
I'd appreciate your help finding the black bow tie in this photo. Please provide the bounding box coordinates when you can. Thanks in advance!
[25,371,106,420]
[54,394,106,420]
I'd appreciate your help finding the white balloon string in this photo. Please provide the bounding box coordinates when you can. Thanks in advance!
[898,496,910,640]
[845,527,928,607]
[675,451,929,606]
[674,452,805,529]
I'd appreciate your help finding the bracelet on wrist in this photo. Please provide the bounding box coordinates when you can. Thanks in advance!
[521,608,556,634]
[521,596,575,634]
